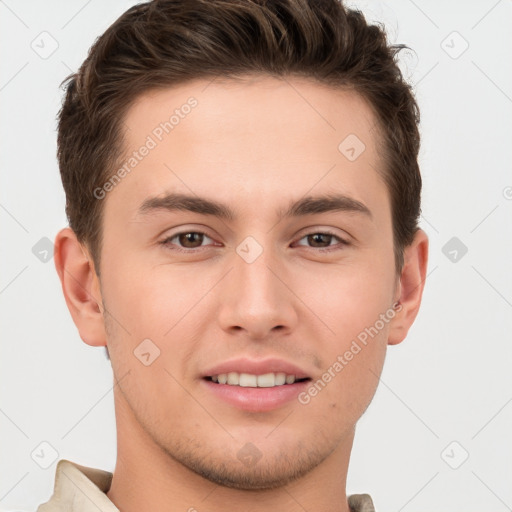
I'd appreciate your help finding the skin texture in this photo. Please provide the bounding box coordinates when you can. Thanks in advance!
[55,75,428,512]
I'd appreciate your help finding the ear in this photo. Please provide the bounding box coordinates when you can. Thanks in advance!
[387,228,429,346]
[54,227,107,348]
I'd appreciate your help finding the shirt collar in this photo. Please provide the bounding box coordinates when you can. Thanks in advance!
[37,459,119,512]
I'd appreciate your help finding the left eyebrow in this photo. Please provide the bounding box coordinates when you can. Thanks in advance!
[136,192,373,221]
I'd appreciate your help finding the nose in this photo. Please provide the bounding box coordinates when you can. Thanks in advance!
[217,243,298,340]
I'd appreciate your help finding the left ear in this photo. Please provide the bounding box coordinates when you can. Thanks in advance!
[388,228,429,345]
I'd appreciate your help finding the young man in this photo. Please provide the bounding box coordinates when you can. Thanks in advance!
[40,0,428,510]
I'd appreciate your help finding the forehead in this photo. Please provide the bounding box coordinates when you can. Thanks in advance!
[122,75,380,154]
[106,75,387,224]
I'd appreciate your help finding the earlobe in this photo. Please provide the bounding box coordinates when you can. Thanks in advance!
[387,229,429,346]
[54,227,107,348]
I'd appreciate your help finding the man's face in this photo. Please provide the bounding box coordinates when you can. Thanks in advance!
[98,76,399,488]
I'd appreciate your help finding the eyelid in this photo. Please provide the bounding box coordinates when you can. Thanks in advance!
[294,225,351,243]
[159,224,217,241]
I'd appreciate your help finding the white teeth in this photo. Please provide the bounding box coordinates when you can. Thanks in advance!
[239,373,257,387]
[257,373,275,387]
[274,372,286,385]
[227,372,239,385]
[285,374,296,384]
[211,372,299,387]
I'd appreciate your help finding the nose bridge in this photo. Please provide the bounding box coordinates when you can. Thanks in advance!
[218,236,297,337]
[236,242,279,302]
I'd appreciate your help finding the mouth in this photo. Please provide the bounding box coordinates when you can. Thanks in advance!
[201,359,313,412]
[204,372,310,388]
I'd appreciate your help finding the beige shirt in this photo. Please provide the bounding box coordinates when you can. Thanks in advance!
[37,459,376,512]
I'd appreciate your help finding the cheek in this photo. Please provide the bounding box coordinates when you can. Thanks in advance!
[300,323,387,425]
[100,256,209,379]
[100,250,196,334]
[298,257,394,408]
[307,256,396,340]
[101,267,196,417]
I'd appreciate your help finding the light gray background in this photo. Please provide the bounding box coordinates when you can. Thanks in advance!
[1,1,511,510]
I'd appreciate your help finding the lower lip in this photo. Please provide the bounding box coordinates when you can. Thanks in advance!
[201,378,310,412]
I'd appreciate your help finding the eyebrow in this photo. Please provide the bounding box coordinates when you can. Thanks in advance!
[137,192,372,221]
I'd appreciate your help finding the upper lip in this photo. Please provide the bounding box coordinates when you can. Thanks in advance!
[202,358,311,380]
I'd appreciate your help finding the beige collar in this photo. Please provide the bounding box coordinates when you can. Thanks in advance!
[37,459,118,511]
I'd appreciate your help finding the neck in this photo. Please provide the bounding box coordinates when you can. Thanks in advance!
[107,384,354,512]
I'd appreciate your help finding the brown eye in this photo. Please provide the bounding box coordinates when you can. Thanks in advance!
[161,231,214,251]
[295,231,349,251]
[177,232,205,248]
[306,233,334,248]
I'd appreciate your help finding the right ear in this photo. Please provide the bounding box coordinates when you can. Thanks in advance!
[54,227,107,348]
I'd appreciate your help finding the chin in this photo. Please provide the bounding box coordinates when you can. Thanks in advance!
[162,438,329,490]
[184,455,322,490]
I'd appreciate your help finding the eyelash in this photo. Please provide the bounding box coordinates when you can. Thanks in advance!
[159,230,350,254]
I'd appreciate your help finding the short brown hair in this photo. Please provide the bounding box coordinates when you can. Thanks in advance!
[57,0,421,276]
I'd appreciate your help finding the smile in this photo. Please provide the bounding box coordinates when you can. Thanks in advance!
[208,372,309,387]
